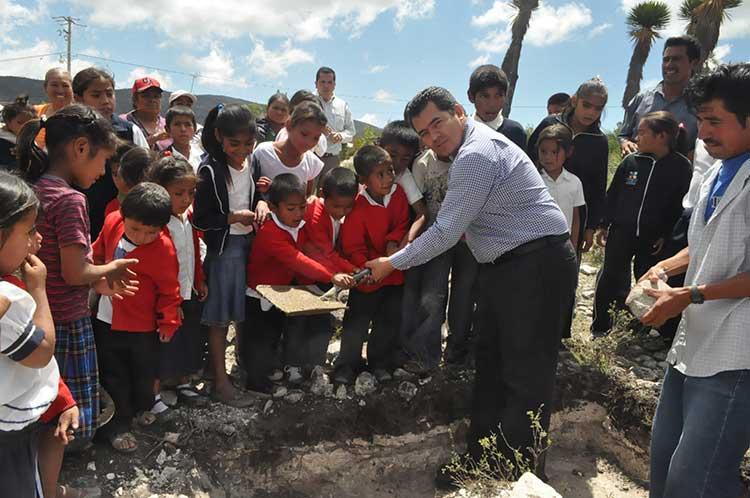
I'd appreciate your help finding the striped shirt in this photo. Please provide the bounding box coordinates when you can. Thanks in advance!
[391,119,568,269]
[35,175,93,324]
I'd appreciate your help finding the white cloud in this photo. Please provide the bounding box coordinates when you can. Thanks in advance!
[468,54,491,68]
[471,1,516,28]
[374,89,396,103]
[589,23,612,38]
[712,44,732,62]
[359,113,385,127]
[180,44,247,88]
[75,0,435,44]
[0,0,38,44]
[0,40,98,81]
[246,40,314,80]
[472,29,511,54]
[125,67,175,91]
[368,65,388,74]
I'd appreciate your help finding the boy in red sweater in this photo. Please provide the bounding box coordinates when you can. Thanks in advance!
[92,182,181,452]
[244,174,354,394]
[334,145,410,385]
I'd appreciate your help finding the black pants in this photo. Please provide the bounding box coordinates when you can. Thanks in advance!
[94,319,159,437]
[591,225,662,334]
[336,286,403,372]
[446,241,480,355]
[0,422,42,498]
[659,208,692,340]
[469,238,577,473]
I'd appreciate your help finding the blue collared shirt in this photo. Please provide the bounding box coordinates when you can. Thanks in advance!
[390,119,569,268]
[704,151,750,222]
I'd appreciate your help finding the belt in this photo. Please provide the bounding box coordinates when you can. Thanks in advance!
[488,233,569,265]
[322,153,335,158]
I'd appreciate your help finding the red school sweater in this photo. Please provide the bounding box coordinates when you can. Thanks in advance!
[247,217,334,290]
[104,198,119,220]
[92,211,182,338]
[339,185,409,292]
[301,198,357,274]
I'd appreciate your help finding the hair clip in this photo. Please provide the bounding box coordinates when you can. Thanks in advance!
[217,103,224,112]
[678,122,685,129]
[162,150,172,157]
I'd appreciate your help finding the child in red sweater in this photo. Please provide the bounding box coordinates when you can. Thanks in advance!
[93,182,181,452]
[243,174,354,394]
[104,145,152,219]
[334,145,410,385]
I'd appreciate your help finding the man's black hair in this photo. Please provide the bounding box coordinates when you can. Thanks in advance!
[268,173,306,205]
[468,64,509,98]
[120,182,172,228]
[403,86,458,128]
[353,145,390,178]
[165,105,196,129]
[687,63,750,126]
[321,167,358,198]
[547,92,570,107]
[316,66,336,82]
[379,120,420,151]
[664,35,702,62]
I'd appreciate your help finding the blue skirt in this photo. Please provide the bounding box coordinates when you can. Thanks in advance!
[201,234,250,327]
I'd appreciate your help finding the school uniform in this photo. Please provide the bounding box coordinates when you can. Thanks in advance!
[300,197,357,274]
[336,185,410,372]
[243,214,335,385]
[92,211,181,436]
[473,112,527,150]
[0,128,17,170]
[592,152,691,334]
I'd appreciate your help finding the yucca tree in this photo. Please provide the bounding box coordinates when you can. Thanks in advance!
[501,0,540,117]
[679,0,743,66]
[622,1,671,108]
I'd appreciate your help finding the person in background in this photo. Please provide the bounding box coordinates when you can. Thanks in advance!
[167,90,202,147]
[34,68,74,150]
[315,67,356,189]
[0,96,36,170]
[275,90,328,157]
[104,147,153,219]
[121,77,169,151]
[547,92,570,116]
[468,64,527,149]
[164,106,203,171]
[256,92,290,144]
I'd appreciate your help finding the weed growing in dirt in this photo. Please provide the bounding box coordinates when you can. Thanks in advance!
[565,307,635,374]
[444,407,551,494]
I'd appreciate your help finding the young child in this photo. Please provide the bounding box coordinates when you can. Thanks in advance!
[378,121,428,246]
[105,146,152,219]
[15,104,139,443]
[528,77,609,253]
[275,90,328,158]
[243,174,354,392]
[256,92,290,144]
[536,124,585,251]
[335,145,409,384]
[468,64,528,149]
[148,155,208,409]
[92,182,181,452]
[0,95,36,169]
[0,171,77,498]
[592,111,691,336]
[164,106,204,171]
[193,103,259,407]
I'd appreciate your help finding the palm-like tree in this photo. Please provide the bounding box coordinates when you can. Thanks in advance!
[501,0,539,117]
[679,0,743,66]
[622,1,671,108]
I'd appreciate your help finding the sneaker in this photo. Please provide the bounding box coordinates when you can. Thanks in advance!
[267,368,284,382]
[333,366,355,385]
[284,365,304,385]
[150,395,169,415]
[372,368,392,382]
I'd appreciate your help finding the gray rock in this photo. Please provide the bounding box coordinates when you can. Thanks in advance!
[510,472,562,497]
[106,473,116,481]
[658,360,669,369]
[626,280,670,319]
[643,359,659,370]
[218,424,236,437]
[310,366,332,396]
[648,328,661,338]
[653,351,668,361]
[354,372,377,396]
[581,289,595,299]
[392,367,413,380]
[629,345,644,355]
[156,449,168,466]
[86,461,96,472]
[334,384,347,400]
[397,381,418,401]
[579,263,598,276]
[263,400,273,416]
[284,390,304,404]
[271,385,288,398]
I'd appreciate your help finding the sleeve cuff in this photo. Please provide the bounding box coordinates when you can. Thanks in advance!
[3,323,44,362]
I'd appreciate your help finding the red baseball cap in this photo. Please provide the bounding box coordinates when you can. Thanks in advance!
[131,77,162,95]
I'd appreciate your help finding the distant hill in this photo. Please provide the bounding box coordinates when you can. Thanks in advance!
[0,75,379,136]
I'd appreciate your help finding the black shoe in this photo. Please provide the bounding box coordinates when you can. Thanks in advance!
[333,366,355,385]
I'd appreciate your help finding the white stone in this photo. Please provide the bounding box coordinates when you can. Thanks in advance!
[156,449,167,466]
[354,372,378,396]
[335,384,348,400]
[86,461,96,472]
[625,279,671,319]
[579,263,598,276]
[284,390,304,404]
[106,473,116,480]
[581,289,595,299]
[509,472,562,497]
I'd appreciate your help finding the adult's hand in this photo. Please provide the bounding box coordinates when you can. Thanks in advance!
[365,257,395,282]
[640,287,691,327]
[620,139,638,156]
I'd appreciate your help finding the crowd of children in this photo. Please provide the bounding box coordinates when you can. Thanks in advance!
[0,61,698,497]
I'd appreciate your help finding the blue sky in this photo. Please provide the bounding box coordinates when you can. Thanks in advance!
[1,0,749,132]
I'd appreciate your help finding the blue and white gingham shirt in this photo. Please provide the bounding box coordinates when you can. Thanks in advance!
[390,119,569,269]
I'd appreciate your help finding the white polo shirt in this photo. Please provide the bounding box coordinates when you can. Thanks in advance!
[540,168,585,231]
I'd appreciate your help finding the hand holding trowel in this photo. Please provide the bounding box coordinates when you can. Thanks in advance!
[320,268,372,302]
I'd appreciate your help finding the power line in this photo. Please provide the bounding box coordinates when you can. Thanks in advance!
[0,52,64,64]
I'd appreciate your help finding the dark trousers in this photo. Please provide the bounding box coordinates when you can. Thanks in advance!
[400,251,452,368]
[94,319,159,437]
[469,239,577,473]
[591,225,662,334]
[659,208,692,340]
[447,241,480,355]
[336,286,403,371]
[0,422,42,498]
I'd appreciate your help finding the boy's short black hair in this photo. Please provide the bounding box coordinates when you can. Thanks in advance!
[321,167,358,198]
[120,182,172,228]
[547,92,570,107]
[537,124,574,153]
[687,63,750,126]
[268,173,306,205]
[165,105,196,129]
[119,147,153,188]
[379,120,420,151]
[316,66,336,82]
[353,145,391,178]
[664,35,702,62]
[404,86,458,129]
[468,64,509,98]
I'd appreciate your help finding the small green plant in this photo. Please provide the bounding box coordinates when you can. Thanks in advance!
[444,407,551,493]
[565,306,636,374]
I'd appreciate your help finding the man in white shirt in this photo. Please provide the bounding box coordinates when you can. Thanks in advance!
[315,67,356,188]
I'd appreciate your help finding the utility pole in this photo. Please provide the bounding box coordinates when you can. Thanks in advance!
[53,16,85,73]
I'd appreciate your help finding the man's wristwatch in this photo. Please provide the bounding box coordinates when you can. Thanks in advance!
[689,285,705,304]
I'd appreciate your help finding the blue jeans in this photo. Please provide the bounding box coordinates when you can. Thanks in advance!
[650,365,750,498]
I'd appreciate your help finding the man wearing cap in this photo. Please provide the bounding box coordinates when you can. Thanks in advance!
[315,66,356,188]
[120,77,169,150]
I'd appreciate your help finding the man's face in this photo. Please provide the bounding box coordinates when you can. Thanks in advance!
[662,46,697,86]
[316,72,336,100]
[471,86,505,122]
[412,102,467,159]
[696,99,750,160]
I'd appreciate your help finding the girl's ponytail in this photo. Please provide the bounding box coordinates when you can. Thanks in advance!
[15,118,49,183]
[201,104,224,163]
[641,111,689,157]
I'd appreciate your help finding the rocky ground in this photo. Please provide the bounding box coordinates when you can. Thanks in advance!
[60,250,672,497]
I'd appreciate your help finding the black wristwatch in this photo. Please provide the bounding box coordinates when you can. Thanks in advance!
[689,285,705,304]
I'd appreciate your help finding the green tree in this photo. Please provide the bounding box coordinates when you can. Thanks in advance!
[501,0,540,117]
[679,0,743,67]
[622,1,671,108]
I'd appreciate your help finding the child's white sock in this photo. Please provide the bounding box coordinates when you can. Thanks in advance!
[151,394,169,414]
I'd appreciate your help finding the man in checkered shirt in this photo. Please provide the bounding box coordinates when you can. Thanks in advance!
[367,87,577,487]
